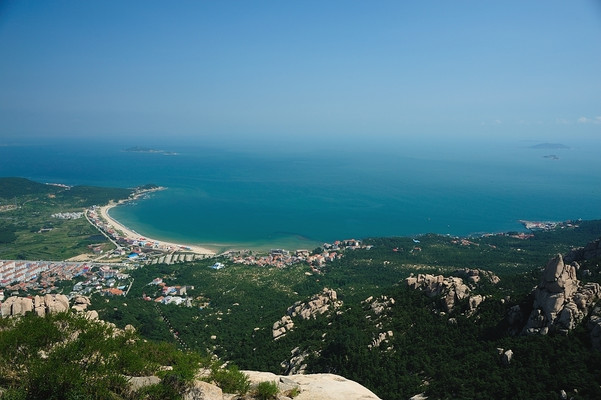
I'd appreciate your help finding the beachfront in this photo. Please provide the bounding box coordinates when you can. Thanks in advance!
[90,188,216,256]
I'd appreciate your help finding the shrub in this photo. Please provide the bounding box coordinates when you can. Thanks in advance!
[255,381,279,400]
[206,363,250,395]
[286,386,301,398]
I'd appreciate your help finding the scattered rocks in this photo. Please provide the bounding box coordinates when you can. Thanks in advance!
[362,295,395,316]
[368,330,394,349]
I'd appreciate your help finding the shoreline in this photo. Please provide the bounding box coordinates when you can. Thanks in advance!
[97,187,217,256]
[95,188,584,257]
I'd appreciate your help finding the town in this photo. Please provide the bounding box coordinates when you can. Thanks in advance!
[0,236,372,309]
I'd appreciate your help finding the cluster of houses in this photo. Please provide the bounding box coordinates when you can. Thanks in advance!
[0,234,374,311]
[226,239,372,269]
[51,212,83,220]
[0,260,91,292]
[86,207,211,264]
[142,277,194,306]
[0,259,131,300]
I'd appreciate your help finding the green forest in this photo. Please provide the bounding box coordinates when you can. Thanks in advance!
[92,220,601,399]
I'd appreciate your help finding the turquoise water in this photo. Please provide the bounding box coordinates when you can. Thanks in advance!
[1,137,600,251]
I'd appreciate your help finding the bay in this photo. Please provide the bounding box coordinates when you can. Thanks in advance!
[1,136,599,251]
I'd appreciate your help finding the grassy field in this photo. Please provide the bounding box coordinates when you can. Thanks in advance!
[0,177,133,260]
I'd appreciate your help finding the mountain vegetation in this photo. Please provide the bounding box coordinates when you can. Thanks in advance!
[0,312,207,400]
[92,221,601,399]
[2,178,601,399]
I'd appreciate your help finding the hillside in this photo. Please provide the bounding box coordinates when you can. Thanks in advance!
[1,178,601,399]
[92,222,601,399]
[0,177,135,260]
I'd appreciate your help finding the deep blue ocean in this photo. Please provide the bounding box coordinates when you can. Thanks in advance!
[1,136,600,251]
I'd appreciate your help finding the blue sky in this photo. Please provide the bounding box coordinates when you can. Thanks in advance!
[0,1,600,146]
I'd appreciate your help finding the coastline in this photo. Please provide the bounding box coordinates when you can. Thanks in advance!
[97,188,217,256]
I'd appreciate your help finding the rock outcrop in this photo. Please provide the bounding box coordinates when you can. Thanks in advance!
[406,274,472,312]
[288,288,341,320]
[1,294,71,318]
[502,349,513,365]
[453,268,501,286]
[587,303,601,350]
[565,238,601,264]
[363,295,395,316]
[71,295,92,312]
[523,254,600,335]
[126,370,381,399]
[406,270,499,313]
[272,315,294,340]
[272,288,342,340]
[243,371,381,400]
[183,380,223,400]
[281,346,312,375]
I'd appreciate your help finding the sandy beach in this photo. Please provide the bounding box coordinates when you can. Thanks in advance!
[97,191,216,256]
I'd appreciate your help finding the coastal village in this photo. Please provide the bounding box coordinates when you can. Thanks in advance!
[0,238,371,307]
[1,190,374,310]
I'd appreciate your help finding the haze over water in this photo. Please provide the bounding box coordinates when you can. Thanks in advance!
[1,2,600,250]
[1,136,600,251]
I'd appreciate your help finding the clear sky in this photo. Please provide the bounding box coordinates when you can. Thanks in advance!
[1,1,600,146]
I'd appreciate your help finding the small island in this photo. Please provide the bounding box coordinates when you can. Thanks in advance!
[529,142,570,150]
[124,146,178,155]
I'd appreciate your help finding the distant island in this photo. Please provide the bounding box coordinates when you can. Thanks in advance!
[124,146,178,155]
[529,142,570,149]
[543,154,560,160]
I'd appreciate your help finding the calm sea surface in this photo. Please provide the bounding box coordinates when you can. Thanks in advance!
[1,137,600,251]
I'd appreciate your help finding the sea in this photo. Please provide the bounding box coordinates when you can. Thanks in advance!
[1,136,600,252]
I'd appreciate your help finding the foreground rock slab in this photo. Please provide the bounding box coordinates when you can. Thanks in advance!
[243,371,381,400]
